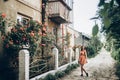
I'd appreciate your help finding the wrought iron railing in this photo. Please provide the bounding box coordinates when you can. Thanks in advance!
[29,56,55,78]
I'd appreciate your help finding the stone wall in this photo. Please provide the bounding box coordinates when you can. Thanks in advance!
[0,0,42,21]
[0,0,42,53]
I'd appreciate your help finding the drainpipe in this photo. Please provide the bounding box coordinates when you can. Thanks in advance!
[62,24,64,55]
[41,0,48,58]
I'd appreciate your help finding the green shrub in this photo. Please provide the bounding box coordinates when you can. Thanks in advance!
[71,64,77,69]
[111,48,120,61]
[115,62,120,78]
[86,45,96,58]
[38,64,79,80]
[55,71,65,79]
[64,65,71,74]
[43,73,56,80]
[71,64,74,69]
[39,78,44,80]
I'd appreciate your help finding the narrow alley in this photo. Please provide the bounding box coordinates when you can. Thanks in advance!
[0,1,120,80]
[58,48,119,80]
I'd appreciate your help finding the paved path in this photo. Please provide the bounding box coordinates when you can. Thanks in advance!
[58,48,119,80]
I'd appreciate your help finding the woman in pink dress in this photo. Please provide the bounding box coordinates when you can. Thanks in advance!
[79,46,88,77]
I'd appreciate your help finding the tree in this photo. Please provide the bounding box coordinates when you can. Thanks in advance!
[97,0,120,61]
[92,22,99,37]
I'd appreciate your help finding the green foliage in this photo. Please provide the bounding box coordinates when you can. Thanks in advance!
[3,20,42,56]
[103,17,111,28]
[39,78,44,80]
[0,19,44,80]
[55,71,65,78]
[111,48,120,61]
[64,32,72,47]
[86,35,103,58]
[115,62,120,78]
[110,0,114,7]
[86,45,96,58]
[98,0,105,7]
[0,12,56,80]
[116,0,120,6]
[92,23,99,37]
[43,73,56,80]
[0,13,6,35]
[0,13,16,36]
[38,64,79,80]
[97,0,120,62]
[71,64,77,69]
[64,65,72,74]
[63,64,79,74]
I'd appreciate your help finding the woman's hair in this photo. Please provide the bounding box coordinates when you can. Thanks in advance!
[81,46,85,51]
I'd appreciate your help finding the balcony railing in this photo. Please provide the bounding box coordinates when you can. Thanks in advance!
[48,1,71,24]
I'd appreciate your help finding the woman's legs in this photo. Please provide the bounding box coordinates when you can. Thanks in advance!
[80,64,83,76]
[81,64,88,76]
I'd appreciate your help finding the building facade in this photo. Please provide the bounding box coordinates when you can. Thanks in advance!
[74,30,91,47]
[0,0,42,56]
[0,0,42,22]
[47,0,74,51]
[0,0,74,53]
[0,0,74,78]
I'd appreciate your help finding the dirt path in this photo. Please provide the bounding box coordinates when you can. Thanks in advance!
[58,48,119,80]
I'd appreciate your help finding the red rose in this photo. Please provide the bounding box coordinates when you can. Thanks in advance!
[39,44,46,47]
[42,33,46,36]
[1,36,5,40]
[6,44,9,48]
[38,31,42,36]
[1,13,6,18]
[22,37,26,41]
[20,27,24,31]
[16,40,19,43]
[41,44,46,46]
[9,40,13,45]
[42,27,46,31]
[30,31,35,37]
[43,22,48,27]
[39,22,42,25]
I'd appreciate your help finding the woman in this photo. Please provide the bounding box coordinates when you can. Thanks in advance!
[79,46,88,77]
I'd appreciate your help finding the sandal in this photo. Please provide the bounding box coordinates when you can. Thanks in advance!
[86,73,88,77]
[80,74,83,76]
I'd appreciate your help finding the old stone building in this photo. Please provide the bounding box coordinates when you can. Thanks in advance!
[0,0,42,59]
[74,30,91,47]
[0,0,74,51]
[0,0,74,79]
[47,0,73,45]
[0,0,42,21]
[47,0,74,62]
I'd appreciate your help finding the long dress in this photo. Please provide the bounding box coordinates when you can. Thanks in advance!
[79,50,87,65]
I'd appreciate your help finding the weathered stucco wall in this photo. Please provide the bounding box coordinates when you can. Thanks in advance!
[0,0,42,21]
[0,0,17,20]
[16,0,42,21]
[0,0,42,54]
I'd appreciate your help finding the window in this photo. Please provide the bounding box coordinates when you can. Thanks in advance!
[17,13,32,26]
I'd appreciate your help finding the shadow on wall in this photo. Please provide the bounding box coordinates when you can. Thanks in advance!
[0,53,18,80]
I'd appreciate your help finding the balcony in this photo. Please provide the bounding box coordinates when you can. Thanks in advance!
[48,1,71,24]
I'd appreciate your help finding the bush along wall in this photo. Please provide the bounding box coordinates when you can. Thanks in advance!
[0,12,51,80]
[39,63,79,80]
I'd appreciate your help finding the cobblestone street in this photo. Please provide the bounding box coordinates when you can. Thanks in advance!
[58,48,119,80]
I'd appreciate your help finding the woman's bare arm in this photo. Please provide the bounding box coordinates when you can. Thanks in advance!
[85,50,88,62]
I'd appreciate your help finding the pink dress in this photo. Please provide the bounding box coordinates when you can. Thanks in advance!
[79,50,87,65]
